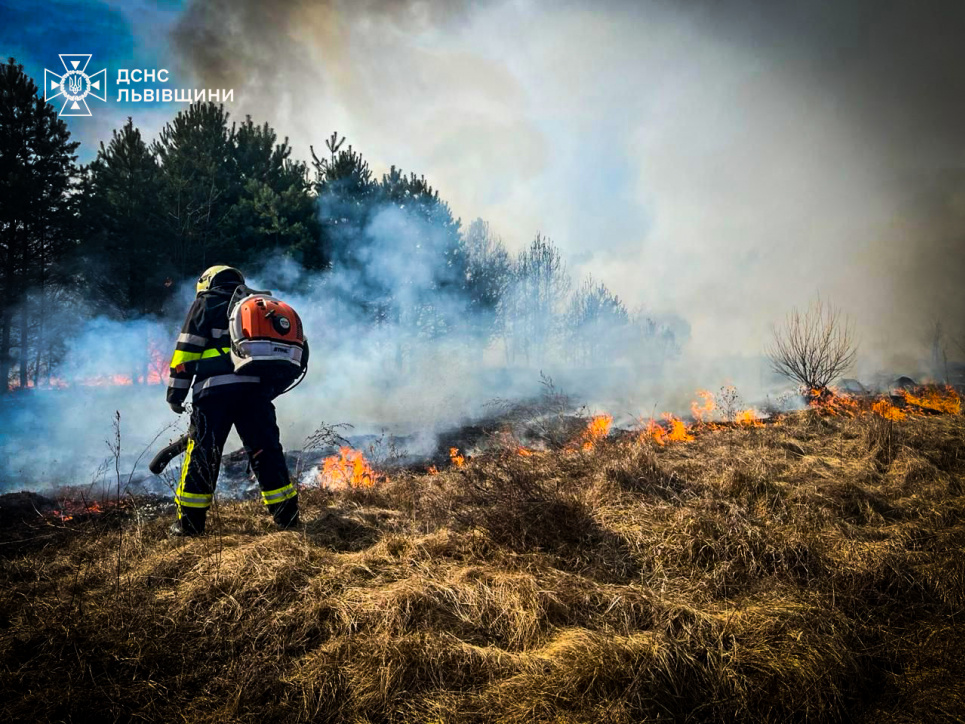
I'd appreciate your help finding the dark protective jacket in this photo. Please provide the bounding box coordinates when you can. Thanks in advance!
[166,285,260,406]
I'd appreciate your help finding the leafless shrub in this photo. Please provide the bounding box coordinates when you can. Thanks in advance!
[716,385,743,422]
[296,421,353,479]
[301,421,353,452]
[767,298,858,393]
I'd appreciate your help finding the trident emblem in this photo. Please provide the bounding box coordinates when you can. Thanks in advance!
[44,54,107,117]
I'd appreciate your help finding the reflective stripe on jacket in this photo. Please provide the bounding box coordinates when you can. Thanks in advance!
[166,287,260,405]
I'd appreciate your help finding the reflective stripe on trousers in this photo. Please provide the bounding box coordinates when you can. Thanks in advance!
[261,483,297,506]
[175,438,214,513]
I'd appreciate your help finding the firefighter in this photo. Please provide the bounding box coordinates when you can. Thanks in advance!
[166,265,299,536]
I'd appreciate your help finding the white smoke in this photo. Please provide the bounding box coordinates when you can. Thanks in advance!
[167,0,965,364]
[5,0,965,492]
[0,193,678,491]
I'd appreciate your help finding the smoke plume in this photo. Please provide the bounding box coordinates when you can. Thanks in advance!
[171,0,965,362]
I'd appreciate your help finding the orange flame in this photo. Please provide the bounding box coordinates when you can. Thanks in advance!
[516,447,534,457]
[898,386,961,415]
[73,374,135,387]
[449,447,466,467]
[576,414,613,451]
[872,399,907,422]
[808,388,860,417]
[665,414,695,442]
[734,409,764,427]
[319,447,379,489]
[643,418,668,445]
[691,390,716,425]
[640,414,694,445]
[46,499,109,522]
[148,341,170,385]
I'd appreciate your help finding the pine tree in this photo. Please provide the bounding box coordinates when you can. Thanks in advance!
[153,102,239,276]
[226,116,321,271]
[377,164,466,341]
[153,105,322,280]
[311,132,375,275]
[0,58,79,391]
[81,118,169,317]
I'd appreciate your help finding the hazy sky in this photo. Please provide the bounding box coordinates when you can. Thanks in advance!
[3,0,964,367]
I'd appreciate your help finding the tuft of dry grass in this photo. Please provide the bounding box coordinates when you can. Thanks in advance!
[1,408,964,722]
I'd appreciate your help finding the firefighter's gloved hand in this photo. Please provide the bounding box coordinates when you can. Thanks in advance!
[169,401,185,414]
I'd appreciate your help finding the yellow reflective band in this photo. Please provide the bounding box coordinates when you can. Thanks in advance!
[175,497,212,509]
[171,347,229,368]
[171,349,202,367]
[176,438,195,520]
[176,491,212,500]
[261,483,297,505]
[200,347,231,359]
[177,438,194,493]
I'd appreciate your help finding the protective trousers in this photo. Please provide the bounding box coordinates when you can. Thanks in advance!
[175,390,298,533]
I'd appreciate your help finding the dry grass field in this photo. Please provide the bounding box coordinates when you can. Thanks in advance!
[1,400,963,722]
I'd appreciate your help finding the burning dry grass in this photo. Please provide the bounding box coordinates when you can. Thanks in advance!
[318,446,382,490]
[1,406,964,722]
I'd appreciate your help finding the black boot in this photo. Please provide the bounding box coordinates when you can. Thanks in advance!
[269,496,300,530]
[168,507,206,537]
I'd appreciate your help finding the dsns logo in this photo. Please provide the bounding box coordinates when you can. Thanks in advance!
[44,54,107,117]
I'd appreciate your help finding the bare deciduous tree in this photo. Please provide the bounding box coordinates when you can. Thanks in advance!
[566,274,629,366]
[500,232,570,366]
[766,298,858,392]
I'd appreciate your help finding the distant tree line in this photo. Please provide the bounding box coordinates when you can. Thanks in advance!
[0,58,683,391]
